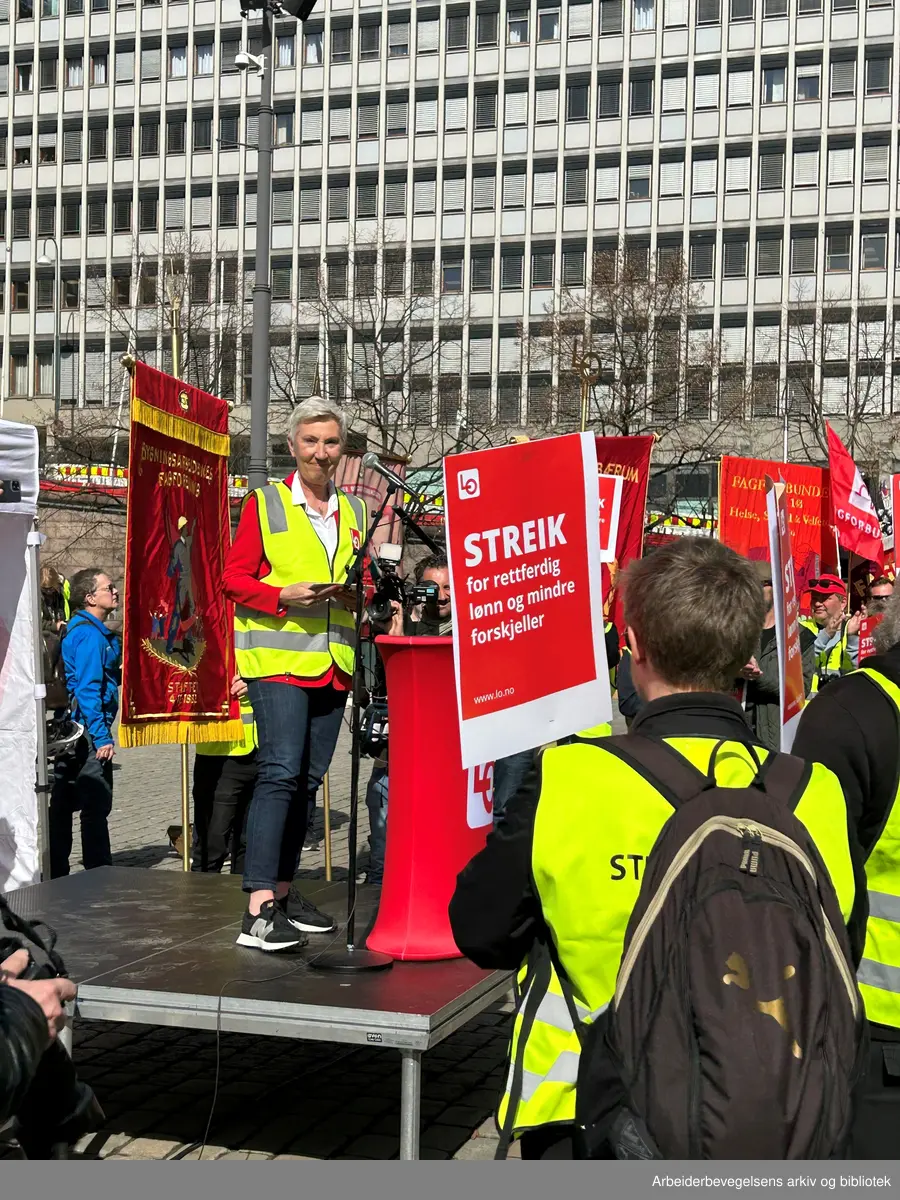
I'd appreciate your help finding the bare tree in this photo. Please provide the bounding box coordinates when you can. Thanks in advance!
[292,222,492,467]
[782,281,894,473]
[539,244,748,518]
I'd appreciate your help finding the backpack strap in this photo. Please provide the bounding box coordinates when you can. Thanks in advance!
[752,751,812,812]
[598,734,713,810]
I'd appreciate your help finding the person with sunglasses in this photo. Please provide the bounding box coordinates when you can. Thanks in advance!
[49,568,121,878]
[799,574,861,691]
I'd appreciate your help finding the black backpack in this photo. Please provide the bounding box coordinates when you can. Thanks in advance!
[42,626,70,711]
[574,735,866,1161]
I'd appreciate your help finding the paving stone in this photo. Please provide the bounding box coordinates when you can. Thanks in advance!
[341,1134,399,1160]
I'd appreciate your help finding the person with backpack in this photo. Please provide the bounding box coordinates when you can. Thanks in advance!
[449,538,863,1161]
[49,568,121,878]
[793,585,900,1158]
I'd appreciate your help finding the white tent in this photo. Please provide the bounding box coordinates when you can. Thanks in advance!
[0,419,43,891]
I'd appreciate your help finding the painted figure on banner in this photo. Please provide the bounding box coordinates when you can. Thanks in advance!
[141,506,204,671]
[165,514,197,656]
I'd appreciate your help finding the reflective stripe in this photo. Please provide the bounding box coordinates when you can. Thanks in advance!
[534,992,575,1032]
[259,484,289,534]
[868,890,900,923]
[241,710,254,725]
[520,1051,580,1103]
[858,958,900,994]
[235,630,331,653]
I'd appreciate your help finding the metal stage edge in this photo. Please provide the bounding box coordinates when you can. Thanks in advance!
[10,869,512,1161]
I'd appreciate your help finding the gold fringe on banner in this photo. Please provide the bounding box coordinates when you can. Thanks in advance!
[131,396,231,458]
[119,718,244,748]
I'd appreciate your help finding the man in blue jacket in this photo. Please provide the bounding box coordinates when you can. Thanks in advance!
[50,568,121,878]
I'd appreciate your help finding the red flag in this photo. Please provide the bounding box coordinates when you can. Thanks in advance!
[826,422,884,570]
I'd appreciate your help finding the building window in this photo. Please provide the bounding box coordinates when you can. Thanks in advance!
[866,56,891,95]
[723,239,748,278]
[140,121,159,156]
[275,112,294,146]
[477,11,499,45]
[562,248,586,286]
[358,104,379,140]
[630,77,653,115]
[627,162,651,199]
[303,31,323,65]
[36,278,54,309]
[790,232,817,274]
[600,0,625,32]
[195,43,214,75]
[38,138,56,164]
[166,119,186,155]
[39,58,57,91]
[14,144,31,166]
[634,0,656,27]
[531,251,555,287]
[826,231,851,272]
[113,197,132,231]
[861,232,887,269]
[730,0,753,17]
[112,276,130,307]
[863,143,889,182]
[564,166,588,204]
[88,127,106,159]
[828,145,854,184]
[566,83,589,121]
[756,237,783,275]
[762,67,785,103]
[793,148,819,187]
[87,198,106,234]
[10,355,28,395]
[689,241,714,279]
[388,23,409,57]
[475,92,498,129]
[193,118,212,152]
[759,149,785,189]
[62,199,80,234]
[12,208,29,238]
[830,60,856,97]
[796,64,820,101]
[471,257,494,291]
[168,46,187,79]
[329,184,349,220]
[538,8,561,39]
[447,13,468,50]
[502,173,526,209]
[441,261,463,293]
[764,0,787,14]
[138,196,157,231]
[12,281,29,311]
[218,193,238,227]
[508,10,529,42]
[357,181,378,219]
[331,27,351,64]
[500,252,525,289]
[413,259,434,294]
[696,0,721,22]
[598,79,621,117]
[269,35,293,70]
[15,64,32,93]
[359,23,380,61]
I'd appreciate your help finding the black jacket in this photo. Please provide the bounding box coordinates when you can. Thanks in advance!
[793,645,900,1035]
[449,692,866,971]
[0,984,50,1123]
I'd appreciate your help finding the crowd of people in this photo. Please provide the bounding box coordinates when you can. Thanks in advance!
[23,398,900,1161]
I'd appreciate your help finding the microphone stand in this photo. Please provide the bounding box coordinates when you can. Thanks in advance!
[311,483,396,973]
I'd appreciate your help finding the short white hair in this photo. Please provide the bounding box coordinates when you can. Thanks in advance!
[288,397,347,444]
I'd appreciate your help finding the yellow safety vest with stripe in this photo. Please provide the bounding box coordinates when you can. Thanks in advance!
[497,736,856,1138]
[853,668,900,1029]
[195,698,257,758]
[800,617,854,691]
[62,577,71,621]
[234,481,367,681]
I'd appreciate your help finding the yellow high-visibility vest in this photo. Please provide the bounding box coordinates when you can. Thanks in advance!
[800,617,854,691]
[196,698,257,758]
[497,736,856,1138]
[853,668,900,1029]
[234,481,367,681]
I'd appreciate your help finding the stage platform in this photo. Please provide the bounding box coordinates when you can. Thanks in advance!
[7,867,512,1159]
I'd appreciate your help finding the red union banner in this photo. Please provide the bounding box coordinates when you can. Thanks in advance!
[594,435,654,633]
[826,422,884,572]
[444,433,609,768]
[766,478,807,750]
[119,362,241,747]
[598,473,624,563]
[719,456,837,598]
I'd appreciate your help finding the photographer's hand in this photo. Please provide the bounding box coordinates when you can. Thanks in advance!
[1,950,76,1041]
[387,601,404,637]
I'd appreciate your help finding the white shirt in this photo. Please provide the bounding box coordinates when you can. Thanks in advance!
[290,471,339,564]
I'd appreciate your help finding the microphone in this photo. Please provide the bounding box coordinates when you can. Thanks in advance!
[361,452,407,493]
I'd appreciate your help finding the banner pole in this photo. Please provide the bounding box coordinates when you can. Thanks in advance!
[323,771,332,882]
[168,294,191,875]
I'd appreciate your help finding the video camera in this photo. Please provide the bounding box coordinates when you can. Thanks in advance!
[366,544,438,626]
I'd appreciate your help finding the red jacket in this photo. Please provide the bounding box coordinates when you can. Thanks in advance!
[224,473,349,691]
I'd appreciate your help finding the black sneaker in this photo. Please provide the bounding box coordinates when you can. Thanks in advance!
[280,886,336,934]
[236,899,308,952]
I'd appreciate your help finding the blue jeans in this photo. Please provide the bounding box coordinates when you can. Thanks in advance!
[492,749,534,823]
[243,680,346,892]
[365,765,388,884]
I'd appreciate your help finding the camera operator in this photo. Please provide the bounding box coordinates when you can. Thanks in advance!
[362,553,451,886]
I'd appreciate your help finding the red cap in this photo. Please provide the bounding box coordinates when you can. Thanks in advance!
[807,574,846,597]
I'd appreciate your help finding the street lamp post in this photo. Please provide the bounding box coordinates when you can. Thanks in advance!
[243,0,319,491]
[37,237,61,414]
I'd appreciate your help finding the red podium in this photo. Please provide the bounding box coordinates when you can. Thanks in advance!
[366,636,493,961]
